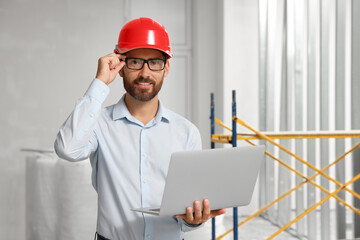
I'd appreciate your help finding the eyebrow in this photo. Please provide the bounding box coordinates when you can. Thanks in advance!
[126,56,164,59]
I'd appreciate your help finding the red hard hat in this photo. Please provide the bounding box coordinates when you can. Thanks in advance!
[115,17,172,58]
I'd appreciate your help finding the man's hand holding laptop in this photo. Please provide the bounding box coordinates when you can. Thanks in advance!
[174,199,227,225]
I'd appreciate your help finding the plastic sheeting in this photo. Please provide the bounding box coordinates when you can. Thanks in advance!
[25,152,97,240]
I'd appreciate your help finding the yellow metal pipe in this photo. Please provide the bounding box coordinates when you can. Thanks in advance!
[216,141,360,239]
[235,130,360,137]
[214,118,232,132]
[267,174,360,240]
[216,172,305,240]
[212,133,360,141]
[238,134,360,140]
[214,118,360,201]
[234,117,360,200]
[214,117,360,205]
[268,152,360,214]
[212,120,360,140]
[213,118,360,240]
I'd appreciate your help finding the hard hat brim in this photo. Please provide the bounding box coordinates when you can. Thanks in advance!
[114,45,172,59]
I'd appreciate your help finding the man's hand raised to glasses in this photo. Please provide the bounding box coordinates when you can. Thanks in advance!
[96,53,126,85]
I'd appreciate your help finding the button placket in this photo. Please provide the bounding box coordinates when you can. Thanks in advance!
[140,127,154,239]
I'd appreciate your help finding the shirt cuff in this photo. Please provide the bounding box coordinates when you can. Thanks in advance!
[176,217,204,232]
[85,78,110,103]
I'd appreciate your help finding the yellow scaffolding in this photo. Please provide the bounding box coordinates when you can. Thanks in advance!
[212,129,360,142]
[210,93,360,240]
[213,117,360,239]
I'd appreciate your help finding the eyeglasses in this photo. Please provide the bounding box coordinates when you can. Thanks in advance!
[121,58,167,71]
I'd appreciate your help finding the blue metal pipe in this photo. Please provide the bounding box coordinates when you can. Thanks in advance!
[211,93,215,150]
[232,90,238,240]
[210,93,215,240]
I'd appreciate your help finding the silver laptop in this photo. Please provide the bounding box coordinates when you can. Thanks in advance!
[132,145,265,216]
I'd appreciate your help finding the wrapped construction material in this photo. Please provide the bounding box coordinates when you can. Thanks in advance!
[25,151,97,240]
[26,153,58,239]
[56,158,97,240]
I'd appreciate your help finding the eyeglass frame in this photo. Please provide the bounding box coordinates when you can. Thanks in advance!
[120,57,167,71]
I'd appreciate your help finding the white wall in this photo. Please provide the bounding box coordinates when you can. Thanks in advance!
[0,1,125,239]
[192,0,224,148]
[0,0,259,239]
[223,0,259,131]
[222,0,260,215]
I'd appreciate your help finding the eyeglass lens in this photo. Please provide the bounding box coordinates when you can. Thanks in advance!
[125,58,165,71]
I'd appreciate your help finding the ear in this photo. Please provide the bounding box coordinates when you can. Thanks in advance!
[164,60,170,77]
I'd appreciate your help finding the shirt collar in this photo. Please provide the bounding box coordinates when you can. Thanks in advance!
[112,94,171,123]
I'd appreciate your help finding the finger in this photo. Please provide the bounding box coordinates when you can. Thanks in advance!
[106,52,118,57]
[193,201,202,221]
[174,213,186,220]
[210,208,227,218]
[114,61,125,72]
[202,199,211,220]
[100,53,118,67]
[109,56,121,69]
[109,52,126,61]
[185,207,194,222]
[110,58,125,71]
[117,54,126,60]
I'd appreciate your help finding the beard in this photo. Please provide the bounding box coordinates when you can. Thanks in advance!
[123,73,164,102]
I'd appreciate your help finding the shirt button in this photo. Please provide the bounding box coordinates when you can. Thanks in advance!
[143,153,148,158]
[147,234,151,239]
[143,180,147,184]
[102,92,105,96]
[90,114,94,118]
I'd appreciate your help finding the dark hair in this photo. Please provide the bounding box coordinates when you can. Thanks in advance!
[162,51,168,60]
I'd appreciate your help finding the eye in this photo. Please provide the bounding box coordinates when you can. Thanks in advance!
[149,59,158,65]
[128,58,142,66]
[149,59,163,66]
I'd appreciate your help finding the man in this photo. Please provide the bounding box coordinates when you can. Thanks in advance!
[54,17,225,240]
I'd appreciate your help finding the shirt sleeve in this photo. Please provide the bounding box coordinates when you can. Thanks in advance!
[176,217,204,232]
[54,78,109,161]
[187,124,202,151]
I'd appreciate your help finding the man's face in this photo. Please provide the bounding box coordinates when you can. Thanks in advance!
[120,48,170,102]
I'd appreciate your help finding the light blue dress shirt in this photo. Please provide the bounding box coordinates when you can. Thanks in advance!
[54,79,203,240]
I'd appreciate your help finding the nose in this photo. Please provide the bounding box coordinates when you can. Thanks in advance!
[138,62,152,78]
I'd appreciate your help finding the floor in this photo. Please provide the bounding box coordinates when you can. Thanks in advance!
[185,210,357,240]
[185,214,299,240]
